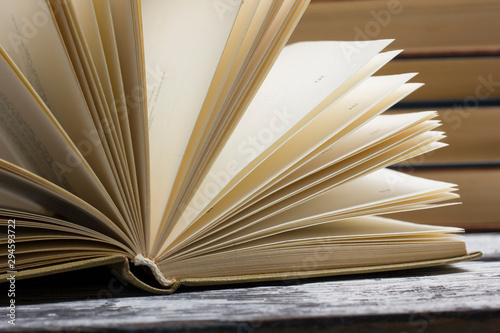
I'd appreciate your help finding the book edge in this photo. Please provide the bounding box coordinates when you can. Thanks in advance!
[0,252,482,294]
[0,255,181,295]
[178,251,483,286]
[0,255,124,281]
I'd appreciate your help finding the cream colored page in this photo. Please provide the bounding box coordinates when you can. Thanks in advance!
[109,0,150,239]
[167,117,446,257]
[239,73,417,182]
[0,132,26,168]
[0,214,113,240]
[0,160,135,248]
[0,187,44,214]
[0,252,107,271]
[259,168,456,227]
[210,76,418,219]
[239,114,439,213]
[171,1,304,219]
[230,127,445,231]
[93,0,141,202]
[173,70,408,243]
[3,239,124,256]
[0,50,124,225]
[0,226,105,243]
[160,239,466,279]
[150,0,263,250]
[229,216,462,249]
[234,131,447,220]
[161,71,414,257]
[141,0,243,226]
[181,168,458,255]
[173,216,462,260]
[171,41,393,241]
[0,219,129,252]
[212,0,276,105]
[66,0,142,230]
[68,0,135,176]
[67,0,127,159]
[280,112,438,185]
[0,0,115,182]
[68,0,120,127]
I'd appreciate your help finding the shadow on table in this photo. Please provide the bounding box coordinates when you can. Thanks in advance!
[11,263,469,305]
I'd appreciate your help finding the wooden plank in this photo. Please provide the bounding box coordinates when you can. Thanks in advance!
[1,233,499,332]
[289,0,500,56]
[389,107,500,166]
[378,57,500,102]
[388,167,500,229]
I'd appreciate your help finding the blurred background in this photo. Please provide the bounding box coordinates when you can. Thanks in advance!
[288,0,500,231]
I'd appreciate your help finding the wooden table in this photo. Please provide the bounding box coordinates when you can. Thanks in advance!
[2,233,499,332]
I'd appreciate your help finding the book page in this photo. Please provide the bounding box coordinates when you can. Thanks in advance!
[153,0,276,246]
[65,0,144,243]
[285,112,439,183]
[93,0,142,225]
[0,216,133,254]
[0,132,26,169]
[109,0,150,240]
[1,210,110,237]
[160,0,291,227]
[229,216,463,248]
[0,236,126,272]
[242,168,457,236]
[0,159,132,245]
[226,108,438,219]
[221,133,449,234]
[162,102,445,257]
[141,0,243,228]
[164,41,396,250]
[172,169,458,258]
[4,0,145,235]
[165,215,463,261]
[0,224,114,246]
[159,214,466,278]
[0,188,44,215]
[0,50,129,231]
[161,240,466,279]
[0,0,119,193]
[68,0,130,162]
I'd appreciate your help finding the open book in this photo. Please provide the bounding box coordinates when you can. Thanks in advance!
[0,0,480,294]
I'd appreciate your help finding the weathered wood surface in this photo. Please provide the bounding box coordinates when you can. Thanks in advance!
[2,233,499,332]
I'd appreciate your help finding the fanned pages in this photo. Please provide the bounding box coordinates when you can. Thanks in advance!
[0,0,481,294]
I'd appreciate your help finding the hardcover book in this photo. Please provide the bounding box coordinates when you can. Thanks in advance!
[0,0,480,294]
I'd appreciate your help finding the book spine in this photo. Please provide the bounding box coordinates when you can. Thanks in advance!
[132,254,177,288]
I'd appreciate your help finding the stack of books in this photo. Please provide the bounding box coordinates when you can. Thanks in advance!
[291,0,500,230]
